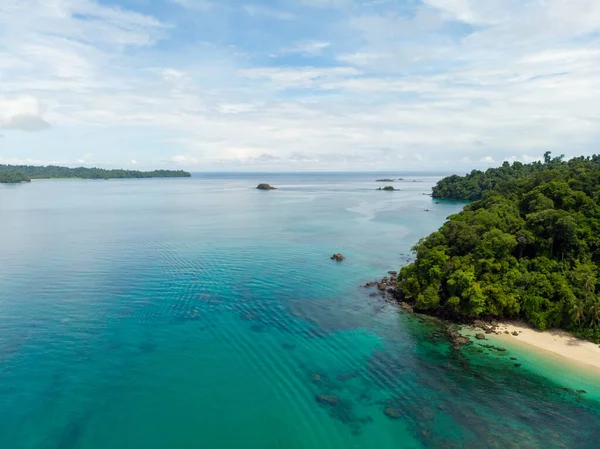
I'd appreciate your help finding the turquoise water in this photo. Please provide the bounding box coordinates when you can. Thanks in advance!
[1,173,599,449]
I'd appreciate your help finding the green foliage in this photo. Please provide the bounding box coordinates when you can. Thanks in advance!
[0,170,31,183]
[398,153,600,339]
[0,165,191,181]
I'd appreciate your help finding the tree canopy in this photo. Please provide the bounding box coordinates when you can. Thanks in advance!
[0,164,191,182]
[398,153,600,342]
[0,170,31,183]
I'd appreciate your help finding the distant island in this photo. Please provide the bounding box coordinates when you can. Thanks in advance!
[0,164,191,183]
[256,183,277,190]
[0,170,32,184]
[391,152,600,343]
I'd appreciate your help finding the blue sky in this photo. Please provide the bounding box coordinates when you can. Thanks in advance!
[1,0,600,171]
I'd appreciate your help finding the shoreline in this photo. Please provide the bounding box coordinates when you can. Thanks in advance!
[370,275,600,378]
[462,321,600,377]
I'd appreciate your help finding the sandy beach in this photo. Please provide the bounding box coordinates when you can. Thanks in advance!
[471,321,600,375]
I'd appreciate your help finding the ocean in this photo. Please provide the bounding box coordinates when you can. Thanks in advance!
[1,173,599,448]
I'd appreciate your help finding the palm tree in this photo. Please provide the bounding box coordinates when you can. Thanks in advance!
[586,300,600,328]
[569,301,586,326]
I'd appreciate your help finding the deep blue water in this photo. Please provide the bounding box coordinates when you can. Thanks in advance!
[1,173,599,449]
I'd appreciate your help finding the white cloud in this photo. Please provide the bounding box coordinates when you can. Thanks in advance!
[0,96,50,131]
[242,5,295,20]
[282,41,331,56]
[169,0,216,12]
[77,153,94,164]
[2,115,51,132]
[2,0,600,170]
[299,0,354,8]
[238,66,361,88]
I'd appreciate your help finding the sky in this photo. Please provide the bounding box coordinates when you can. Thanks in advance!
[1,0,600,171]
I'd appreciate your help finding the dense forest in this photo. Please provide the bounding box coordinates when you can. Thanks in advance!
[0,170,31,183]
[432,152,568,201]
[0,164,191,182]
[398,153,600,342]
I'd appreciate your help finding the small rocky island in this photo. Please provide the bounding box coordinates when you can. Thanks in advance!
[330,253,344,261]
[256,183,276,190]
[377,186,396,191]
[376,178,395,182]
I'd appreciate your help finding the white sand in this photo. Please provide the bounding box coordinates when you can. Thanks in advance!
[478,321,600,374]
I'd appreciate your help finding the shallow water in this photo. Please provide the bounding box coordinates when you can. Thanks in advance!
[1,173,599,449]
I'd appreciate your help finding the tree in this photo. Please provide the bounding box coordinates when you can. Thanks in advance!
[397,152,600,342]
[569,301,586,326]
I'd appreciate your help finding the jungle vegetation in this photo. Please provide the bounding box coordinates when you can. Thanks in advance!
[398,152,600,342]
[0,170,31,183]
[0,164,191,182]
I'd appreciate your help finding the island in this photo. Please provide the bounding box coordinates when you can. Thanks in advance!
[256,183,276,190]
[376,178,395,182]
[0,170,31,183]
[0,164,191,183]
[391,152,600,343]
[377,186,395,191]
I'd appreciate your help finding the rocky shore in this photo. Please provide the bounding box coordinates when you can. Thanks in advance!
[363,273,516,352]
[364,271,600,374]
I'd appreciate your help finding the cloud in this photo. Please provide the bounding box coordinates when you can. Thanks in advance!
[238,66,361,88]
[165,155,202,165]
[281,41,331,56]
[170,0,216,12]
[242,5,295,20]
[2,0,600,170]
[76,153,94,164]
[2,115,51,132]
[299,0,354,8]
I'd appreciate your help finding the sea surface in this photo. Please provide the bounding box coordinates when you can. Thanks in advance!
[1,173,599,449]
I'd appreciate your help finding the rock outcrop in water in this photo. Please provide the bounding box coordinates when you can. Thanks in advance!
[377,186,395,191]
[383,407,402,419]
[330,253,344,261]
[256,183,276,190]
[316,394,338,406]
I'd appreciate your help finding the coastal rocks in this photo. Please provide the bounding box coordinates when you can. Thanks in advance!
[399,302,414,313]
[311,373,322,383]
[330,253,344,261]
[475,333,486,340]
[316,394,338,406]
[362,272,402,304]
[455,336,470,345]
[256,183,276,190]
[512,331,519,336]
[377,186,395,191]
[446,329,470,349]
